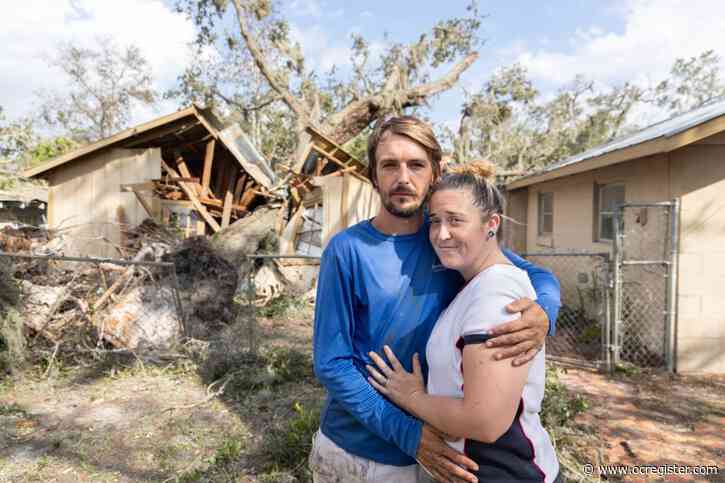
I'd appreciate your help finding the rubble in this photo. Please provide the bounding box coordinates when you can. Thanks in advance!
[165,236,238,340]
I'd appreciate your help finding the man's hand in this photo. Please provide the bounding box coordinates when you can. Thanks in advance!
[417,424,478,482]
[485,297,548,367]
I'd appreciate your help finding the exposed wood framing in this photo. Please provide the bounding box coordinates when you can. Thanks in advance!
[160,159,221,232]
[221,189,234,229]
[130,189,156,221]
[233,172,248,204]
[201,139,215,197]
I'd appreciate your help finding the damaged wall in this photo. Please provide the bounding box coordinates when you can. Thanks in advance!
[46,148,161,258]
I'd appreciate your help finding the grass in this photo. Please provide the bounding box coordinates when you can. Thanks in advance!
[542,366,600,483]
[541,366,589,428]
[257,295,310,319]
[260,400,321,481]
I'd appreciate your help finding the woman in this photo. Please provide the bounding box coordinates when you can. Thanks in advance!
[367,161,560,482]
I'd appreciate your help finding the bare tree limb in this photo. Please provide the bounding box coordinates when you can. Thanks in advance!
[230,0,311,124]
[324,52,479,144]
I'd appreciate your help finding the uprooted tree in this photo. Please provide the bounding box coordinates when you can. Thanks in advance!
[172,0,483,164]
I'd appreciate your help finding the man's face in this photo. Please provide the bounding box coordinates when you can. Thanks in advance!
[374,133,435,219]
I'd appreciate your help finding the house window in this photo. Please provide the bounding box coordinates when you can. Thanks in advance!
[596,183,625,241]
[537,192,553,236]
[295,203,323,256]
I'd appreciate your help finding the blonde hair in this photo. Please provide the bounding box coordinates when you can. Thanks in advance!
[431,159,505,225]
[367,116,442,188]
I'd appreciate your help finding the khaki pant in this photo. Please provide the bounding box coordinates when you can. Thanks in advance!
[309,430,420,483]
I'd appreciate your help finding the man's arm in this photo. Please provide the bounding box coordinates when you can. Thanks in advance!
[479,249,561,366]
[312,242,422,458]
[503,248,561,335]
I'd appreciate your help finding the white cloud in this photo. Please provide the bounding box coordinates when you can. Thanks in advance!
[0,0,195,122]
[288,0,323,18]
[288,23,351,73]
[517,0,725,88]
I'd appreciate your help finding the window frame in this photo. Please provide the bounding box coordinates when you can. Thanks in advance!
[294,202,324,256]
[537,191,554,237]
[595,182,625,242]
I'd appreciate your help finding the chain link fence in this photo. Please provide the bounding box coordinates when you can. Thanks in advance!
[0,250,185,361]
[237,254,321,356]
[521,252,612,371]
[613,202,678,370]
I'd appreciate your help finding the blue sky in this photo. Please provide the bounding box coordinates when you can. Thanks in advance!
[2,0,724,134]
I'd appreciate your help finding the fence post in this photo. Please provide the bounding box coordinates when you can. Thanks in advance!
[602,253,613,373]
[246,263,258,356]
[611,207,624,367]
[666,199,680,373]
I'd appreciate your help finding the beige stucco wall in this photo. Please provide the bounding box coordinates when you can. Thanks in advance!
[503,187,528,253]
[513,140,725,373]
[518,153,670,253]
[669,144,725,373]
[47,148,161,258]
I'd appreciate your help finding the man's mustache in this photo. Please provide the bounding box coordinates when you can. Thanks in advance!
[390,186,417,195]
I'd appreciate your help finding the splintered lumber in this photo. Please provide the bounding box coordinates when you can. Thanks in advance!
[152,177,199,183]
[199,197,248,214]
[131,189,156,221]
[174,152,205,195]
[221,189,234,229]
[238,187,258,211]
[233,172,248,204]
[201,139,215,197]
[161,159,221,232]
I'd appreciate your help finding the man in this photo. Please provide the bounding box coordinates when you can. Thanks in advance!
[310,116,560,482]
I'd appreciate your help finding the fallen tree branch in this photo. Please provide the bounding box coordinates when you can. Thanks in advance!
[161,374,233,413]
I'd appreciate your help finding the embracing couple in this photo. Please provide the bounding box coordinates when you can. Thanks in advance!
[310,116,562,482]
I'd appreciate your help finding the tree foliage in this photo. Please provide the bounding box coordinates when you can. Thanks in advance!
[171,0,483,165]
[0,106,36,166]
[453,51,725,173]
[37,38,157,143]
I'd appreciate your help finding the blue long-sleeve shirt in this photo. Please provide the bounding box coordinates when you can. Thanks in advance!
[313,219,560,466]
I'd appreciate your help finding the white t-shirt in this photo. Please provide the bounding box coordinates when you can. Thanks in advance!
[426,264,559,483]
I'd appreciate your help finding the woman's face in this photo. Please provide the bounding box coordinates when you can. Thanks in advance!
[429,188,498,281]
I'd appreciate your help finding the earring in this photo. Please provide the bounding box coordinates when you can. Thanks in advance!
[487,229,496,240]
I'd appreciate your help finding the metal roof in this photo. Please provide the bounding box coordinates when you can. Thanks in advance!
[507,97,725,189]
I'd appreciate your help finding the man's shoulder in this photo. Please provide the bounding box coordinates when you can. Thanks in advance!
[327,220,374,246]
[323,220,371,257]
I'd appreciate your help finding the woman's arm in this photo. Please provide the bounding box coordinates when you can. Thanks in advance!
[368,344,530,443]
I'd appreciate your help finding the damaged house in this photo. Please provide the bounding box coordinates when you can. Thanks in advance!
[280,126,380,256]
[0,171,47,229]
[23,104,381,265]
[24,105,280,257]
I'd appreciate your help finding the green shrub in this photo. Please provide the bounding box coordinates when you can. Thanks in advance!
[266,346,314,384]
[257,295,308,319]
[262,401,320,482]
[541,367,589,428]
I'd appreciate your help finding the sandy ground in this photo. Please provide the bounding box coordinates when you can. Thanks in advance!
[558,367,725,482]
[1,314,723,482]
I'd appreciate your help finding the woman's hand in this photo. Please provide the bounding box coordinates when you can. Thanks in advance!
[366,345,425,413]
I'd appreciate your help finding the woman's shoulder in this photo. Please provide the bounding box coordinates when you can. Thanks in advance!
[469,264,536,299]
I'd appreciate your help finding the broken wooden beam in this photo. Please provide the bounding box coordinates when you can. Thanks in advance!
[160,159,221,232]
[201,139,215,197]
[233,172,248,204]
[221,189,234,229]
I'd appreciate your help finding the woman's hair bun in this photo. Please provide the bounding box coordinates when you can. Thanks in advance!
[447,159,496,181]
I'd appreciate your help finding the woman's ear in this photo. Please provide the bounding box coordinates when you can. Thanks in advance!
[488,214,501,233]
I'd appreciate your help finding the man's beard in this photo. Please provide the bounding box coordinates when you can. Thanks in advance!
[380,190,425,218]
